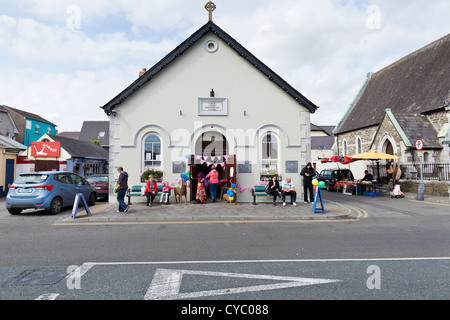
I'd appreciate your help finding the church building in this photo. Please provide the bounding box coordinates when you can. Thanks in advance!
[102,3,318,202]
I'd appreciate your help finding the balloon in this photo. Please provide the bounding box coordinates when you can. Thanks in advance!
[227,190,234,197]
[319,181,325,188]
[181,173,186,179]
[231,184,236,189]
[186,171,190,176]
[313,185,317,190]
[312,179,319,186]
[185,154,190,159]
[229,197,234,201]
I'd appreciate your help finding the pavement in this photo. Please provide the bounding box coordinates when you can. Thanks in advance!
[60,197,355,224]
[55,189,450,224]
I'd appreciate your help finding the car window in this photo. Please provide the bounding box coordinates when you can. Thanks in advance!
[15,174,49,185]
[56,174,71,184]
[70,174,83,185]
[87,176,108,183]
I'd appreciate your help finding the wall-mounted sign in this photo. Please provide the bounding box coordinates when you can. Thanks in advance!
[198,98,228,116]
[31,142,61,157]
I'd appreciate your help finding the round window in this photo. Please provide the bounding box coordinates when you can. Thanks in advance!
[205,39,219,53]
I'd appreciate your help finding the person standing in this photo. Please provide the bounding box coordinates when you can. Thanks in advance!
[266,175,281,205]
[116,167,129,213]
[196,172,206,204]
[300,162,315,203]
[144,175,158,207]
[206,165,219,202]
[281,177,297,207]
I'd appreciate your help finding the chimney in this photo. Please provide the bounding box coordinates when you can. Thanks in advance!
[139,68,147,77]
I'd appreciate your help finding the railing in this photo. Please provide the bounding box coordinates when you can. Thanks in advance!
[368,162,450,182]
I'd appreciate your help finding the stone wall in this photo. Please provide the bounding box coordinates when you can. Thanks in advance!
[336,126,378,156]
[399,179,450,197]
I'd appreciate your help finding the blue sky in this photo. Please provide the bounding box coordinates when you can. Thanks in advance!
[0,0,449,132]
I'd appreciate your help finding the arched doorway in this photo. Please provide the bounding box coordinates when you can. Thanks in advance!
[195,132,228,158]
[190,132,234,201]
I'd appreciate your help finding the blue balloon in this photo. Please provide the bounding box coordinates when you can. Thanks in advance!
[185,154,190,159]
[231,184,236,189]
[227,190,234,197]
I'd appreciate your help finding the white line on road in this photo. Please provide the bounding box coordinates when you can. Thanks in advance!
[35,293,60,300]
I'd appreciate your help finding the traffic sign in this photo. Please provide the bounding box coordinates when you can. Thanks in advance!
[415,139,424,151]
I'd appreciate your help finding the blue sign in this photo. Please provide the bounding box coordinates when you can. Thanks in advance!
[72,193,92,219]
[312,187,326,214]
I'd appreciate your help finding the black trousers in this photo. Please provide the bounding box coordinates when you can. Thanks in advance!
[145,191,157,205]
[303,181,314,202]
[266,189,280,202]
[281,190,297,203]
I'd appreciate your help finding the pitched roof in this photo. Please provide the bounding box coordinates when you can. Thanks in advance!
[78,121,109,146]
[101,21,318,114]
[335,33,450,135]
[47,134,108,159]
[311,136,335,150]
[394,114,442,149]
[2,105,56,126]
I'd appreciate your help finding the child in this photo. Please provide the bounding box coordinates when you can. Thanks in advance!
[160,182,175,204]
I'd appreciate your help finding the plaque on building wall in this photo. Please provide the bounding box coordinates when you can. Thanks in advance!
[285,161,299,174]
[238,161,252,174]
[172,162,186,174]
[198,98,228,116]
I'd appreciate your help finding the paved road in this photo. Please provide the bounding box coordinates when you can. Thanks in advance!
[0,194,449,303]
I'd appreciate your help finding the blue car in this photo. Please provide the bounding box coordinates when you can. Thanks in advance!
[6,172,97,215]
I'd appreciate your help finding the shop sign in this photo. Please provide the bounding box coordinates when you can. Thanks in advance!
[31,142,61,157]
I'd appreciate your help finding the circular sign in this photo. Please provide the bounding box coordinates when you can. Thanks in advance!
[415,139,424,151]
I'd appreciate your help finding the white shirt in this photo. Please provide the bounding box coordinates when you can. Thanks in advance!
[282,180,295,190]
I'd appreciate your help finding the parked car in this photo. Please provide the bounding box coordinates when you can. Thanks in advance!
[6,172,97,215]
[317,169,354,191]
[86,175,109,198]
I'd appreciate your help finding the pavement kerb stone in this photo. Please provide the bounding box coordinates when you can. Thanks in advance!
[58,199,356,224]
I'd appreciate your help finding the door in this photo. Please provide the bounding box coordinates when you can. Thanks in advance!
[189,156,199,201]
[35,160,59,172]
[5,159,15,194]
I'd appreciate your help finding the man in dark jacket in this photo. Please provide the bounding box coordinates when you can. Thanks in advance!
[116,167,129,213]
[300,162,315,203]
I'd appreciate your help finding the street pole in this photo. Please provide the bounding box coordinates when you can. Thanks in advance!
[416,154,425,201]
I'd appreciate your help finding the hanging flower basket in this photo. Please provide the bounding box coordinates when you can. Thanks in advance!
[140,168,163,182]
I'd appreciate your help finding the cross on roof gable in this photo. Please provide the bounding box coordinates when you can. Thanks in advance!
[101,21,318,115]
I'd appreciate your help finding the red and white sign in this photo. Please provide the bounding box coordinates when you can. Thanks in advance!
[31,142,61,157]
[415,139,424,151]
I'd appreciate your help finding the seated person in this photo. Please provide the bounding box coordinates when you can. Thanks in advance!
[281,177,297,207]
[362,170,374,182]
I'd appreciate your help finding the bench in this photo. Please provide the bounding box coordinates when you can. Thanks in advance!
[126,185,171,205]
[252,185,287,205]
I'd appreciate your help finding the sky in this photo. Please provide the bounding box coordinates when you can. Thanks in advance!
[0,0,449,133]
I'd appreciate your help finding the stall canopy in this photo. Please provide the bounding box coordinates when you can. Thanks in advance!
[351,150,399,160]
[321,155,355,165]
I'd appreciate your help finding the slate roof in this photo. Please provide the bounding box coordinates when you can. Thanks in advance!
[311,136,335,150]
[101,21,318,114]
[2,105,56,126]
[394,114,442,149]
[47,134,108,159]
[78,121,109,146]
[335,33,450,134]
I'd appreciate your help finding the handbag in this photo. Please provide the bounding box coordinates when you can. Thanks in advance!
[204,177,210,189]
[115,183,121,191]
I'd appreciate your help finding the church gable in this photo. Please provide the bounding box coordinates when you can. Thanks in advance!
[101,21,318,115]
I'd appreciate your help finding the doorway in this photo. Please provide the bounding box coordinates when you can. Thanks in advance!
[190,132,235,201]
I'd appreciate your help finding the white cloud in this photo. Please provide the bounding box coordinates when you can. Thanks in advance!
[1,0,449,131]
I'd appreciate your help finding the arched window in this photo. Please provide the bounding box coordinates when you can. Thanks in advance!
[261,132,279,170]
[143,134,161,170]
[356,136,362,154]
[35,123,40,134]
[343,139,348,156]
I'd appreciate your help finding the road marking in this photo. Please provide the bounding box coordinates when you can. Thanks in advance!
[35,293,59,300]
[145,268,339,300]
[344,204,368,219]
[84,256,450,266]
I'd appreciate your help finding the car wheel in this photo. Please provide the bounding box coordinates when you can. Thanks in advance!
[8,209,22,215]
[49,197,63,215]
[88,192,97,206]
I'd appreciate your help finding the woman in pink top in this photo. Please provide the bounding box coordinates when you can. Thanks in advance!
[206,166,219,202]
